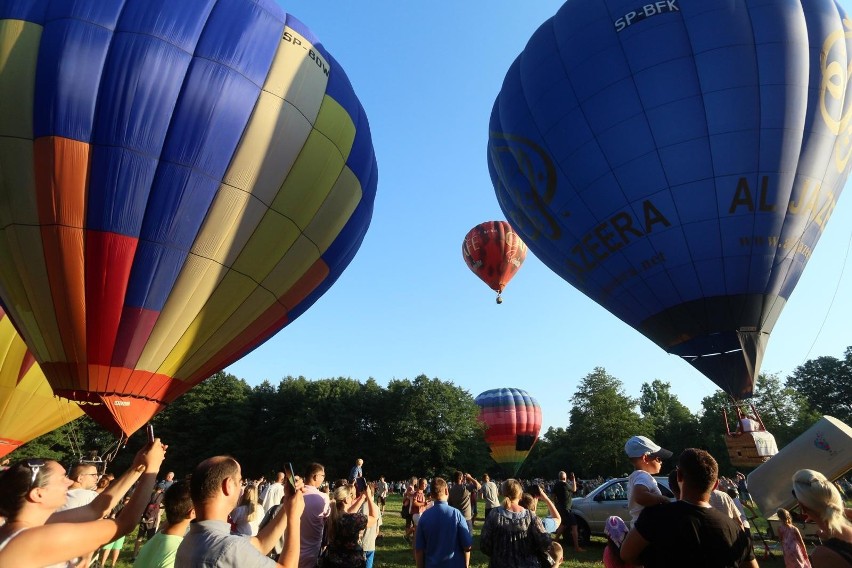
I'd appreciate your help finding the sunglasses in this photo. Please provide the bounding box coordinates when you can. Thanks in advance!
[26,459,46,490]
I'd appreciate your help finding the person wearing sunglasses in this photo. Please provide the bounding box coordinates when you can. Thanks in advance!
[791,469,852,567]
[0,439,167,567]
[624,436,673,528]
[620,448,755,568]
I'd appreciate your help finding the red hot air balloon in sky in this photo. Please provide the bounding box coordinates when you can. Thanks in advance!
[463,221,528,303]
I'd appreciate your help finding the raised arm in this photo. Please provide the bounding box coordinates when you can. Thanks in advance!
[537,486,561,526]
[277,485,305,568]
[465,473,481,491]
[49,445,157,523]
[2,440,165,567]
[364,484,378,528]
[253,478,304,558]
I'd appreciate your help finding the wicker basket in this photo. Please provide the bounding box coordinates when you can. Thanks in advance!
[726,433,773,468]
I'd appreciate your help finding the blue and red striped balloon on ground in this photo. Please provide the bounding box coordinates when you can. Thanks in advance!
[488,0,852,399]
[0,0,378,435]
[475,387,542,476]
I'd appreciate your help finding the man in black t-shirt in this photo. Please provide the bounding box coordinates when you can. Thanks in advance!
[552,470,584,552]
[620,449,757,568]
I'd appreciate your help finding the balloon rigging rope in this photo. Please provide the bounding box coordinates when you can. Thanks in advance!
[801,220,852,363]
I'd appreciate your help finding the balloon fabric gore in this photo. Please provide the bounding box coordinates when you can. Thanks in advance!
[488,0,852,399]
[0,308,83,457]
[0,1,378,436]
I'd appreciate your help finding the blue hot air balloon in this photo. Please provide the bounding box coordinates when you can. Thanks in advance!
[488,0,851,399]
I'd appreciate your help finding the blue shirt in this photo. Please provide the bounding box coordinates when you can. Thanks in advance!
[349,465,363,481]
[542,516,558,533]
[415,500,473,568]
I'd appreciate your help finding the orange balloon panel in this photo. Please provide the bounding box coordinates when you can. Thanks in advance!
[0,309,82,457]
[463,221,527,299]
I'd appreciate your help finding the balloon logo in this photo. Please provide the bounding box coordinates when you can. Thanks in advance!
[0,308,82,457]
[0,1,378,435]
[463,221,528,303]
[475,387,542,476]
[488,0,852,399]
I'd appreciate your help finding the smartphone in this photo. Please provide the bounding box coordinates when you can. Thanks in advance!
[146,423,155,443]
[283,462,296,491]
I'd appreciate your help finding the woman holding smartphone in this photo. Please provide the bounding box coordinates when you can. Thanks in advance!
[320,481,378,568]
[0,439,167,567]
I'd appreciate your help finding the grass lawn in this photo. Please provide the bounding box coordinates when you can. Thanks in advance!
[102,494,789,567]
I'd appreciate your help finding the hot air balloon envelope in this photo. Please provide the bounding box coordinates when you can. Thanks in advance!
[488,0,852,398]
[463,220,528,302]
[0,0,378,435]
[475,387,542,476]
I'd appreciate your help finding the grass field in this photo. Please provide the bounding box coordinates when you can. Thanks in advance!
[100,493,789,567]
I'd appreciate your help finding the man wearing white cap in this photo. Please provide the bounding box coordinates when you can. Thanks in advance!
[624,435,673,528]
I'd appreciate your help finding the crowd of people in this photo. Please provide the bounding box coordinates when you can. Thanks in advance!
[0,442,850,567]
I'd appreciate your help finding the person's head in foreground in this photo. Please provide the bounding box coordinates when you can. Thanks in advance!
[624,435,672,474]
[501,479,523,508]
[792,469,851,537]
[0,459,71,520]
[677,447,717,496]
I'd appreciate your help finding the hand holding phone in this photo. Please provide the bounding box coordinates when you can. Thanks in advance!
[283,462,297,494]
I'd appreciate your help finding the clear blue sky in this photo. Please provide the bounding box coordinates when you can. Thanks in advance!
[226,1,852,433]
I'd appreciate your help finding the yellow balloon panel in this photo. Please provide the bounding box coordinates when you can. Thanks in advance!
[0,311,82,457]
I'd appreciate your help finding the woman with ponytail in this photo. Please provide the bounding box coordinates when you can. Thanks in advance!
[792,469,852,567]
[320,480,377,568]
[229,483,265,536]
[0,440,167,567]
[480,478,552,568]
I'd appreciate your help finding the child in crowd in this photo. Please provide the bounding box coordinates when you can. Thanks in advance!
[777,508,811,568]
[624,435,672,527]
[548,541,564,567]
[603,515,635,568]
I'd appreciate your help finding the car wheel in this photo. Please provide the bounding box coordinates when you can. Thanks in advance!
[576,518,591,546]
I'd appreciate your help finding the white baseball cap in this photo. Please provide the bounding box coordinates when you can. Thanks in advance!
[624,435,673,459]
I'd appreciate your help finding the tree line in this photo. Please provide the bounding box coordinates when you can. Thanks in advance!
[12,347,850,483]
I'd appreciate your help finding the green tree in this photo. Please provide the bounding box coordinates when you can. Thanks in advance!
[566,367,646,477]
[752,373,820,447]
[786,347,852,424]
[638,379,700,456]
[383,375,481,478]
[152,371,253,476]
[522,426,577,479]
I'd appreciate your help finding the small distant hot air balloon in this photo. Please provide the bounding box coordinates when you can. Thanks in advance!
[489,0,852,399]
[463,221,528,303]
[475,387,542,476]
[0,308,82,458]
[0,1,377,436]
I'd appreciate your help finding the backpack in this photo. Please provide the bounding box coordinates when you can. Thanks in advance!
[141,501,160,528]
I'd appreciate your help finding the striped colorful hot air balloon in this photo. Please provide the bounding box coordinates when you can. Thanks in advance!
[475,387,542,476]
[0,0,377,436]
[0,307,82,457]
